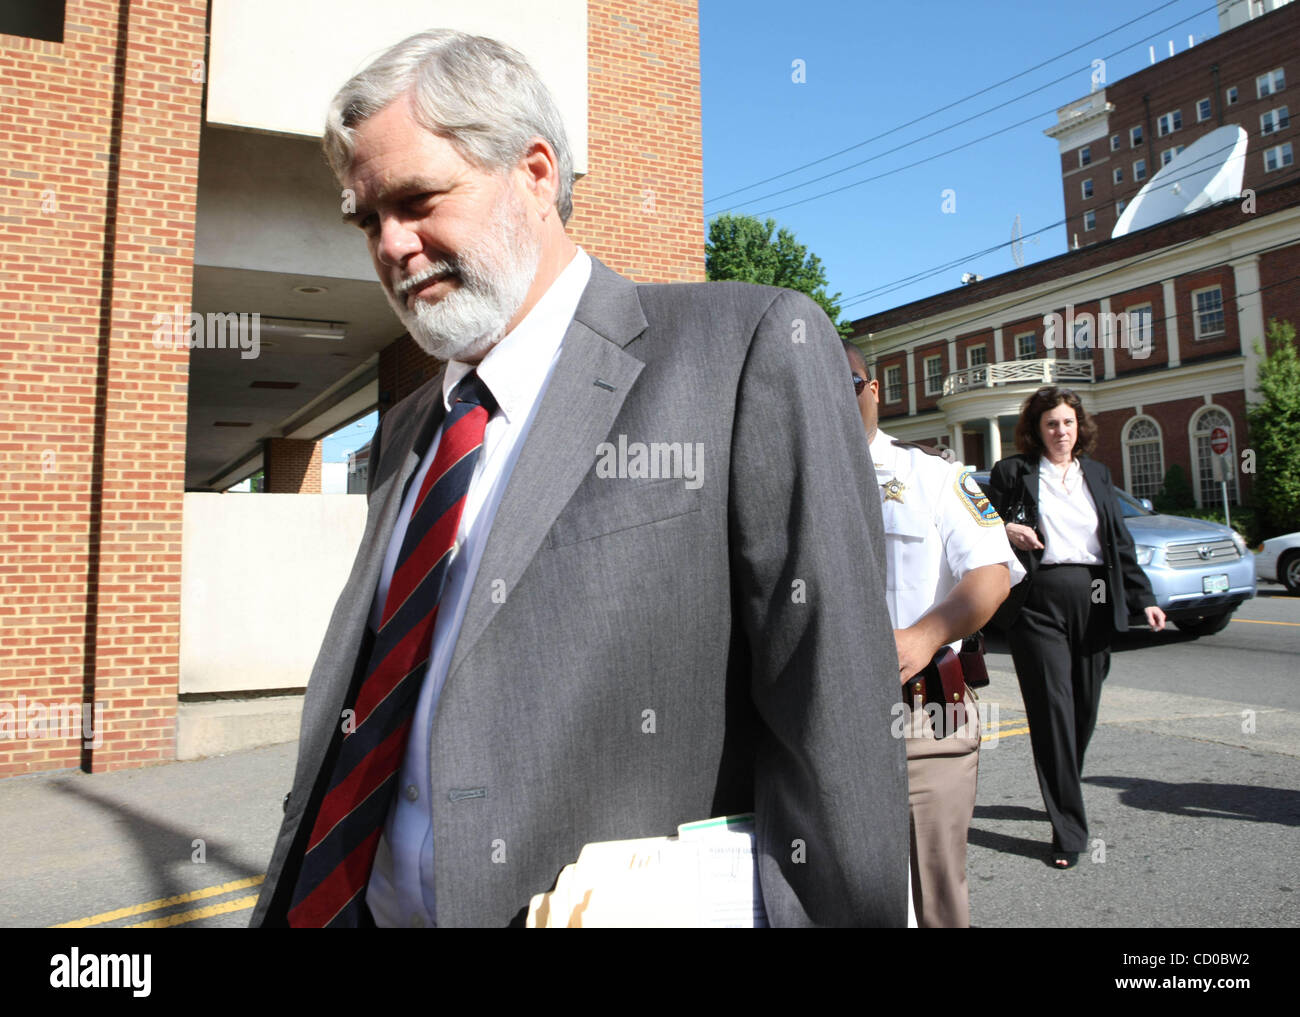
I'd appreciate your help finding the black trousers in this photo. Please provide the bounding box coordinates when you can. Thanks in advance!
[1009,564,1113,853]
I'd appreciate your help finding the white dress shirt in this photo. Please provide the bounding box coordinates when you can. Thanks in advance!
[1036,456,1104,566]
[365,248,592,928]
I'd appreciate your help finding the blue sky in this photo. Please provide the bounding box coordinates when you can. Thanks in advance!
[323,0,1226,465]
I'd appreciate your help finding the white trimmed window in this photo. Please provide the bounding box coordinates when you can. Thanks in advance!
[1083,209,1096,231]
[1130,124,1143,147]
[1125,303,1153,352]
[1071,317,1092,359]
[884,364,903,403]
[1134,159,1147,181]
[923,355,943,396]
[1113,166,1124,184]
[1110,133,1121,151]
[1081,178,1094,199]
[1123,418,1165,501]
[1226,85,1239,106]
[967,345,987,367]
[1197,97,1212,122]
[1261,106,1290,135]
[1116,199,1127,216]
[1079,145,1092,167]
[1157,110,1182,136]
[1265,142,1294,172]
[1160,145,1185,167]
[1192,408,1238,505]
[1015,331,1036,359]
[1192,286,1225,339]
[1257,68,1285,99]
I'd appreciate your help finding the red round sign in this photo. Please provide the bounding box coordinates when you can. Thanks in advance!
[1210,427,1229,455]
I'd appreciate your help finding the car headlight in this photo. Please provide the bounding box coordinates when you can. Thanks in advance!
[1230,531,1248,557]
[1135,544,1155,565]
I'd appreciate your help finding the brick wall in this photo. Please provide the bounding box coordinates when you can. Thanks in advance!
[0,1,205,776]
[1259,241,1300,333]
[264,438,323,494]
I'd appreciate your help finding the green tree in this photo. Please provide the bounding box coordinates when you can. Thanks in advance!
[1246,318,1300,537]
[1153,463,1194,512]
[705,213,851,336]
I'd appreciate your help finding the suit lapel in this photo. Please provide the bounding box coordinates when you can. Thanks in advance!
[446,259,648,680]
[1021,455,1042,519]
[1080,457,1112,529]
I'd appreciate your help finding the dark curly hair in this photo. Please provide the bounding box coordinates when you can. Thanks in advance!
[1013,386,1097,458]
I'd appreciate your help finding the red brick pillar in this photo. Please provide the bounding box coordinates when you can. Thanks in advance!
[0,1,206,775]
[264,438,323,494]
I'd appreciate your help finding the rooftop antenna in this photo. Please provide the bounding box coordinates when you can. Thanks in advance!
[1010,213,1041,268]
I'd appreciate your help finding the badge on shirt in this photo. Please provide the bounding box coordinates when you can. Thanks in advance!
[956,467,1000,526]
[882,478,906,503]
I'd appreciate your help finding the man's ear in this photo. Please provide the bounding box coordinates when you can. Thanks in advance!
[515,138,560,219]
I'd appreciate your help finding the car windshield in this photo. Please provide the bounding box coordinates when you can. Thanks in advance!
[1113,486,1153,517]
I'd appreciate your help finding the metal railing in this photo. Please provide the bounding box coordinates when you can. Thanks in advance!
[942,358,1095,396]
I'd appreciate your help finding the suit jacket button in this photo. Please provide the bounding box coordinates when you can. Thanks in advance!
[282,792,291,813]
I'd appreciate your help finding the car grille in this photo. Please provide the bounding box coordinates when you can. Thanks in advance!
[1164,537,1241,569]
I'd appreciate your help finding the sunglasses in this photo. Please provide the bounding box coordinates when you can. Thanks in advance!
[851,373,868,396]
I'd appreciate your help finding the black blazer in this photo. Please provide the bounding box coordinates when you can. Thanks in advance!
[986,453,1156,633]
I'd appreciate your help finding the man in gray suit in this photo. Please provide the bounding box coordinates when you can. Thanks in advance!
[251,29,908,927]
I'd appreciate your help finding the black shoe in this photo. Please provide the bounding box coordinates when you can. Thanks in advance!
[1051,850,1078,869]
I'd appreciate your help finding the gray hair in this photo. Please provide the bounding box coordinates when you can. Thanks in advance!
[323,30,574,222]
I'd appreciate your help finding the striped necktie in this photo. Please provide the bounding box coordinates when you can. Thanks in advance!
[288,371,496,927]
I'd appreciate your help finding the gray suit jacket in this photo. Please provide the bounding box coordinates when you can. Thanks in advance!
[251,258,909,927]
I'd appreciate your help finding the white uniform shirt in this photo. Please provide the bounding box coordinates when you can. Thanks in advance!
[870,429,1025,648]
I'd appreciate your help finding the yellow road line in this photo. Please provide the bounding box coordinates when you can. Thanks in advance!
[1231,618,1300,627]
[126,893,260,928]
[984,725,1031,741]
[52,875,264,929]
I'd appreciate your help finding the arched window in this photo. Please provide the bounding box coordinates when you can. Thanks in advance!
[1122,417,1164,500]
[1191,407,1237,506]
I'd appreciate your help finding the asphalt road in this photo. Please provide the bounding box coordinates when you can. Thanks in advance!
[1,584,1295,929]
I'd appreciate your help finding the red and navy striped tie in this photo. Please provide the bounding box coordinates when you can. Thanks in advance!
[288,372,495,927]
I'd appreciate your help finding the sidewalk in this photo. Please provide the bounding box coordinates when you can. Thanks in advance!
[0,741,297,928]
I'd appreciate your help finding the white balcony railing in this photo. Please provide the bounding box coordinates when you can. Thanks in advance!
[942,358,1095,397]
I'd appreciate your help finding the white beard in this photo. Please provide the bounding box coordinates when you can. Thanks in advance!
[386,189,541,363]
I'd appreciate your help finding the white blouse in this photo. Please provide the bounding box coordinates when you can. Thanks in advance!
[1037,457,1104,566]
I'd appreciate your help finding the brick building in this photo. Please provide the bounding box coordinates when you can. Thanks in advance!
[0,0,704,777]
[1047,0,1296,246]
[851,1,1300,515]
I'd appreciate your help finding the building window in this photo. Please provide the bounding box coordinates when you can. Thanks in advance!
[1081,178,1094,199]
[1110,133,1121,151]
[1197,97,1213,122]
[1079,145,1092,167]
[1160,145,1185,167]
[1265,142,1294,171]
[0,1,66,42]
[1123,418,1165,501]
[1130,125,1143,147]
[1192,408,1238,505]
[1071,316,1093,359]
[1015,332,1036,359]
[924,355,943,396]
[1261,106,1290,135]
[1157,110,1182,136]
[968,345,987,367]
[1116,199,1127,216]
[1125,303,1153,352]
[1226,85,1239,105]
[1134,159,1147,181]
[1083,210,1096,231]
[1192,286,1225,339]
[1113,166,1124,184]
[1257,68,1285,99]
[884,365,903,403]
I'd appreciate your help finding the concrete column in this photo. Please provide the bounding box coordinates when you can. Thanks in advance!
[907,352,917,417]
[1100,296,1116,379]
[1231,255,1265,400]
[949,424,965,462]
[992,326,1005,363]
[1162,278,1181,367]
[988,417,1003,464]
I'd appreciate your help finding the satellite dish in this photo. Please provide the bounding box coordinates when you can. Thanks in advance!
[1112,125,1247,238]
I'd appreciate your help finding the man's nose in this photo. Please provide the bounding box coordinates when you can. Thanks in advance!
[375,215,422,267]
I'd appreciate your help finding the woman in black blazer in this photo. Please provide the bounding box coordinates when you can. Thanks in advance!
[986,387,1166,868]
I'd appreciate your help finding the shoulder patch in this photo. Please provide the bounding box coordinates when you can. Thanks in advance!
[956,466,1000,526]
[891,439,952,460]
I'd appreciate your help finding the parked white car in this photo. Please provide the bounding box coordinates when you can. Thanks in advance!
[1256,532,1300,594]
